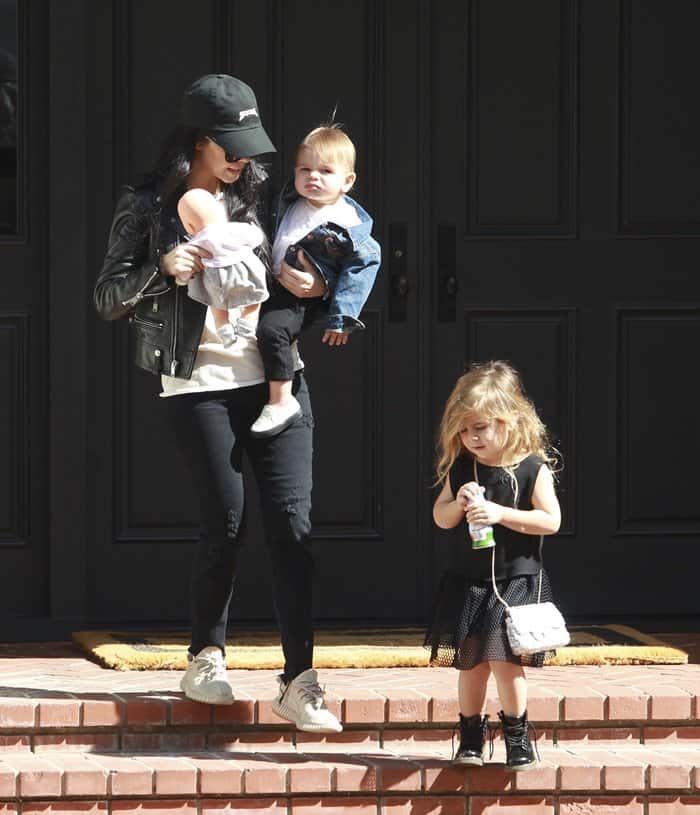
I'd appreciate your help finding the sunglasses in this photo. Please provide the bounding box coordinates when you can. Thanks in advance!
[206,136,251,164]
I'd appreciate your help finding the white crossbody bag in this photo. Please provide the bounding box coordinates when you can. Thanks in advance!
[492,547,570,655]
[474,460,571,656]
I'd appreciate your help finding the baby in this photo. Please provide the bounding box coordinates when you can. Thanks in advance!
[251,126,381,437]
[177,188,269,346]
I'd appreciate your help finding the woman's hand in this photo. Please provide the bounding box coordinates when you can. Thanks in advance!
[455,481,482,511]
[466,499,505,526]
[160,244,210,284]
[278,250,328,298]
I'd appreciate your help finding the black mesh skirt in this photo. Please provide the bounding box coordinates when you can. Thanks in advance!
[424,569,555,669]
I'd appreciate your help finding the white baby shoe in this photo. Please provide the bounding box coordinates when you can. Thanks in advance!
[249,398,303,438]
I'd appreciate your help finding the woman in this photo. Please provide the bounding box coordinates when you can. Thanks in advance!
[94,74,341,733]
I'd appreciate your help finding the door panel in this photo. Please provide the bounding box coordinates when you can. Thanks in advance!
[0,0,49,619]
[430,0,700,616]
[466,0,576,235]
[87,0,423,623]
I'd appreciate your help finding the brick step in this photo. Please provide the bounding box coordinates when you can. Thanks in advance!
[0,744,698,813]
[2,721,700,755]
[0,690,698,752]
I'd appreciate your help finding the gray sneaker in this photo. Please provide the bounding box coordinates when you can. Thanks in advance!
[216,323,238,347]
[180,646,234,705]
[234,316,257,340]
[271,668,343,732]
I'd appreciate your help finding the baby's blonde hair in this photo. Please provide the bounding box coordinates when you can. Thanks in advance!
[435,360,560,487]
[297,125,356,175]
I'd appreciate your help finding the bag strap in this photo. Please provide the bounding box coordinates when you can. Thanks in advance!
[471,459,543,611]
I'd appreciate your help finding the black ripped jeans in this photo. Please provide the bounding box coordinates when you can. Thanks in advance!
[166,372,314,682]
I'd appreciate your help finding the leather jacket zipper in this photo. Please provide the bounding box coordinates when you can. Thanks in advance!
[129,314,164,330]
[122,195,164,310]
[169,231,182,377]
[170,283,180,376]
[121,268,161,309]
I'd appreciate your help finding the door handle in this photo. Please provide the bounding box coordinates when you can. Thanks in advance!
[392,271,410,297]
[388,223,408,322]
[437,223,457,322]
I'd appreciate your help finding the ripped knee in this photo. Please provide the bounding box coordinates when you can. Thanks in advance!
[226,508,240,540]
[267,496,311,541]
[203,509,241,561]
[201,509,242,565]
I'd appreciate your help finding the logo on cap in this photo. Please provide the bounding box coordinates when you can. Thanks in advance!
[238,108,258,122]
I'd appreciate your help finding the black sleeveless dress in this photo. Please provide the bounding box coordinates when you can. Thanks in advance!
[424,454,556,669]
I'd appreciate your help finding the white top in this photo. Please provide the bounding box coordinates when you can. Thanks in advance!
[159,303,302,398]
[271,197,361,275]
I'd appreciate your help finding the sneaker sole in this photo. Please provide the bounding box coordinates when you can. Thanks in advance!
[179,679,235,706]
[505,760,538,772]
[452,756,484,766]
[271,698,343,733]
[249,409,303,439]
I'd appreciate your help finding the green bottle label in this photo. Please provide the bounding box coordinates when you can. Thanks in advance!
[471,528,495,550]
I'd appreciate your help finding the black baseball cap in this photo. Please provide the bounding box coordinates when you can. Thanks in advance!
[180,74,276,158]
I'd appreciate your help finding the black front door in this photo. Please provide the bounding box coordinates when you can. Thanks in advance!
[31,0,699,627]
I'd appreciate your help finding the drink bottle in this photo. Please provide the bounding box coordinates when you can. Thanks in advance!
[468,489,495,550]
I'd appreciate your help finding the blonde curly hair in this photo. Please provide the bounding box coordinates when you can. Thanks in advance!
[435,360,560,487]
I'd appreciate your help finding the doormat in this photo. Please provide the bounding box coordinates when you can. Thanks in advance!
[72,624,687,671]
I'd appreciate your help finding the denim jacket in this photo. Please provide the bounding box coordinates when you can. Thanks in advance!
[273,182,382,332]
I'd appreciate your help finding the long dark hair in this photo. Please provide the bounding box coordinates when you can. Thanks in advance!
[143,125,270,262]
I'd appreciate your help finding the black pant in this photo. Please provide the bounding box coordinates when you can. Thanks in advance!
[257,285,322,381]
[166,373,314,681]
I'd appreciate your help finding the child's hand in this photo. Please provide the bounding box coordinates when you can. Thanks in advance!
[279,251,327,298]
[466,500,505,526]
[322,330,349,347]
[455,481,482,510]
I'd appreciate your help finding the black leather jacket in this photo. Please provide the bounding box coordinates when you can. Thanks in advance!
[94,182,208,379]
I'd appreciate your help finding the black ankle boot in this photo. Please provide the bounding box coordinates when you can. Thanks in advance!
[497,709,538,771]
[453,713,490,766]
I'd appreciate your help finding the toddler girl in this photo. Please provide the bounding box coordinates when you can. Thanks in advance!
[425,360,562,771]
